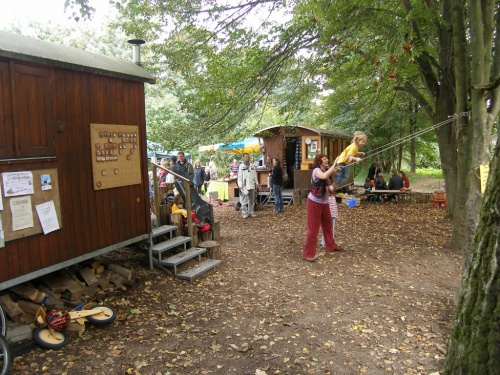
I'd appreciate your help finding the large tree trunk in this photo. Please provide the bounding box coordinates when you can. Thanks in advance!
[443,127,500,374]
[444,1,500,371]
[461,0,497,265]
[409,102,416,173]
[449,0,471,250]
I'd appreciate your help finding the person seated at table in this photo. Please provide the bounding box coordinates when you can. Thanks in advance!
[363,177,373,193]
[363,177,375,201]
[388,169,404,202]
[375,173,387,201]
[399,170,410,188]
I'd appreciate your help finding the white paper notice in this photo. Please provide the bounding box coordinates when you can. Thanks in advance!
[10,196,34,231]
[0,184,3,210]
[2,171,34,197]
[35,200,60,234]
[0,212,5,248]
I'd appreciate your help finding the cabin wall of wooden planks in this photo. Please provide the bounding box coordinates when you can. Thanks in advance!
[0,60,151,285]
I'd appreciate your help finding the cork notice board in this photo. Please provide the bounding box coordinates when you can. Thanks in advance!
[1,168,62,242]
[90,124,141,190]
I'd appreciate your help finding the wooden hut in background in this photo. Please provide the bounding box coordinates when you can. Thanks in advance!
[254,125,352,190]
[0,31,155,290]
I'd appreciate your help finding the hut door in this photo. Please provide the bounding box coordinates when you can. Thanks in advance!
[11,63,55,158]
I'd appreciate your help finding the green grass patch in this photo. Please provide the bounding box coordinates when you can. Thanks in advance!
[353,167,443,184]
[413,168,444,180]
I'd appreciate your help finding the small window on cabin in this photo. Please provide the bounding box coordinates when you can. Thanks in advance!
[306,141,318,159]
[0,62,55,159]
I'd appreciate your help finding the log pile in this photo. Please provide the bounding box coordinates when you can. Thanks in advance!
[0,260,134,343]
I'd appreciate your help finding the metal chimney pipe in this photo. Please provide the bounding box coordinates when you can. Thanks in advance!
[127,39,146,66]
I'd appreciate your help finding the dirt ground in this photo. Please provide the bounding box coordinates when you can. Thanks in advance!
[10,177,462,375]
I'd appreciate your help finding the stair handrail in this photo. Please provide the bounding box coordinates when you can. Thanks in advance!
[150,162,193,240]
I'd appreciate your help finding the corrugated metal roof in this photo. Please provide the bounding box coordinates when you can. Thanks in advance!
[254,125,351,139]
[0,31,155,84]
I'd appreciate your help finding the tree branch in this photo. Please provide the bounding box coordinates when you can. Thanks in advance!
[394,83,434,119]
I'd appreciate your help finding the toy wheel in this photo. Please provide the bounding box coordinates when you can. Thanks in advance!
[85,304,116,325]
[33,327,68,350]
[0,336,12,375]
[0,305,7,338]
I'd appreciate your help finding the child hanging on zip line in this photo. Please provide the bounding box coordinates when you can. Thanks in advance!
[333,131,367,188]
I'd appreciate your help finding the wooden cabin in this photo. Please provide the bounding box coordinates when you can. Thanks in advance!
[254,125,352,190]
[0,31,155,290]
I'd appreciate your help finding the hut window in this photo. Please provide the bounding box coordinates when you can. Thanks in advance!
[0,62,55,159]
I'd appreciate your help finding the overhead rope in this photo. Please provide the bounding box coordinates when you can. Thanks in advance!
[363,111,469,160]
[333,111,469,190]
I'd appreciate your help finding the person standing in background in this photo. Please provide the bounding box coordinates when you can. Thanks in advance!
[271,158,284,213]
[169,155,180,177]
[157,158,168,183]
[193,160,205,193]
[203,166,211,193]
[229,159,239,177]
[367,162,381,187]
[237,153,259,218]
[165,158,175,184]
[176,151,194,180]
[321,187,341,249]
[209,161,218,180]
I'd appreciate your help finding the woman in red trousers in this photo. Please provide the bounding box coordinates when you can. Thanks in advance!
[302,154,343,262]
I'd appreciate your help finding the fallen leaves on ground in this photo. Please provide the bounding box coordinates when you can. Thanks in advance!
[12,199,461,375]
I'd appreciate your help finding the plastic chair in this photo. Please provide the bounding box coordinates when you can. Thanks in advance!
[432,192,447,209]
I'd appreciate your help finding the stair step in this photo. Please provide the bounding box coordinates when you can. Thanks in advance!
[160,247,207,268]
[152,236,191,255]
[152,225,177,238]
[175,259,222,282]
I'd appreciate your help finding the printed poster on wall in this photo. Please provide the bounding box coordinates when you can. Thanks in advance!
[35,200,60,234]
[40,174,53,191]
[2,171,34,197]
[480,164,489,193]
[10,196,34,231]
[0,212,4,248]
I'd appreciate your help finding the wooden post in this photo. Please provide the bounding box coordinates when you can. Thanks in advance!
[198,240,221,260]
[211,221,221,241]
[185,180,193,240]
[191,224,199,247]
[153,163,160,225]
[159,203,171,225]
[170,212,183,236]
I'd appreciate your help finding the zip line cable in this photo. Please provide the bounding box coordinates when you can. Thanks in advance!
[332,111,469,190]
[362,112,469,160]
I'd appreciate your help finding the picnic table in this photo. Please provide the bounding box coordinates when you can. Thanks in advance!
[366,189,433,203]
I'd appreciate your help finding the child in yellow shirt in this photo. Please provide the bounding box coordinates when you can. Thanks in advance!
[333,131,367,188]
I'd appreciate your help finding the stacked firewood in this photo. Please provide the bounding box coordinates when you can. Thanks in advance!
[0,260,133,342]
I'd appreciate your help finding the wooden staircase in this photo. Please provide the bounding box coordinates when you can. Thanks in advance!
[149,225,221,282]
[260,190,293,207]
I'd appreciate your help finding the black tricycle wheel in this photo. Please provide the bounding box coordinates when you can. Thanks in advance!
[0,335,11,375]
